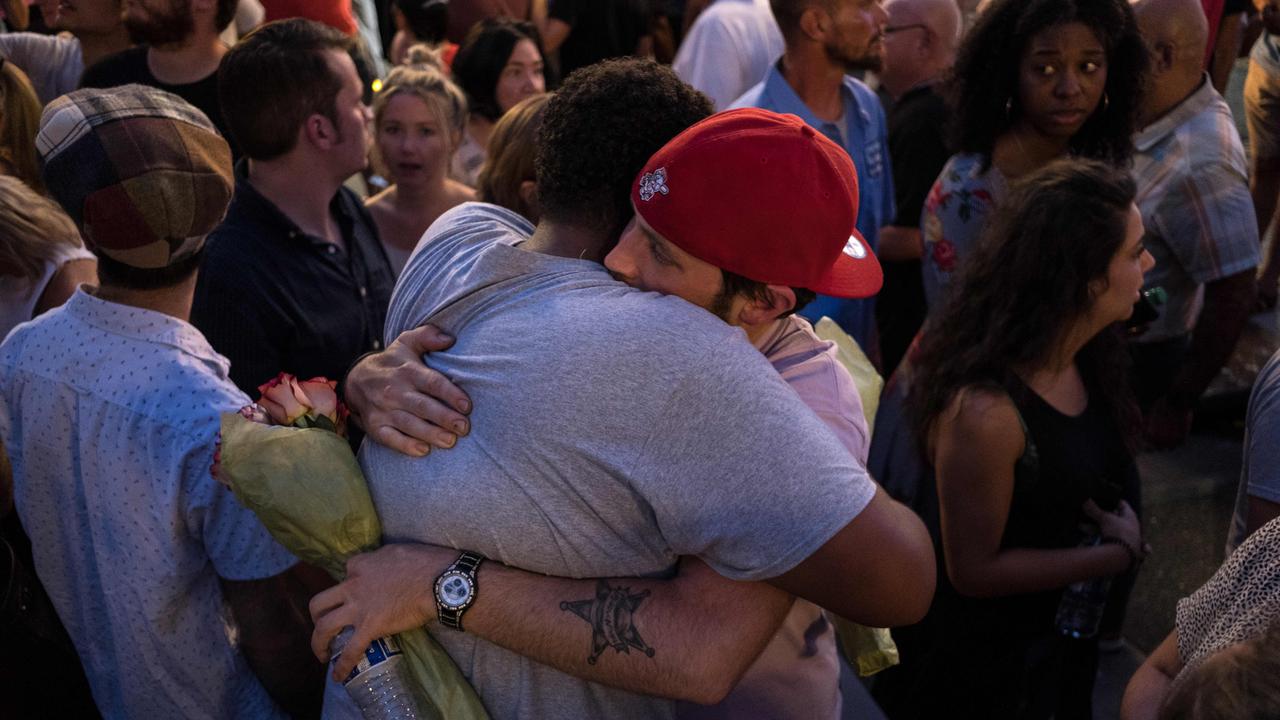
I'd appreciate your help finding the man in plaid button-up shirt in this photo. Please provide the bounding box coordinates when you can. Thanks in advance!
[1131,0,1260,448]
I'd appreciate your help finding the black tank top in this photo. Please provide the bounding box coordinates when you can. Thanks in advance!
[874,373,1138,720]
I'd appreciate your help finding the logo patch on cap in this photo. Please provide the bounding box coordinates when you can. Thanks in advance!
[843,235,867,259]
[638,167,669,202]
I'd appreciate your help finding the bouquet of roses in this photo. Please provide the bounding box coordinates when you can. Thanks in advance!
[215,373,488,720]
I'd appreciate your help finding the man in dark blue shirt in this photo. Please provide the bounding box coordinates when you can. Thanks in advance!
[191,18,394,399]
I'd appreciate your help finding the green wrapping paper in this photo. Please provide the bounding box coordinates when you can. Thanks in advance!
[219,413,490,720]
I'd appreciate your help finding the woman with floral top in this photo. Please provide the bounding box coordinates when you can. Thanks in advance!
[920,0,1148,307]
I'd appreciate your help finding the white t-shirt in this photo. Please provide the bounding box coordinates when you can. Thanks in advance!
[0,242,93,342]
[323,203,875,719]
[672,0,784,111]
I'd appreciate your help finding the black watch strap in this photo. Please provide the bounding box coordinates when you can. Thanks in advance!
[436,550,485,631]
[453,550,483,576]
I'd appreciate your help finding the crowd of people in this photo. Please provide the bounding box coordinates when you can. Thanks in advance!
[1,0,1280,719]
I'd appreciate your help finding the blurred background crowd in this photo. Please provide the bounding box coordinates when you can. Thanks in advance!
[3,0,1280,718]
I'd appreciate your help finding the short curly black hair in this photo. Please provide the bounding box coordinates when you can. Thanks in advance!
[535,59,713,239]
[948,0,1148,168]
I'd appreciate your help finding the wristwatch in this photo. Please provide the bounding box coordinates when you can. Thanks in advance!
[434,550,485,631]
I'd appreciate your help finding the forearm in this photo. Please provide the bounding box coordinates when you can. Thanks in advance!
[1211,14,1243,93]
[1120,632,1181,720]
[316,545,792,705]
[529,0,548,34]
[1166,271,1256,408]
[464,558,791,704]
[768,490,935,627]
[876,226,923,262]
[224,566,331,719]
[3,0,27,30]
[946,542,1130,599]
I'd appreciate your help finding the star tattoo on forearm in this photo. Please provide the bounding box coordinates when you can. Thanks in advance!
[560,579,656,665]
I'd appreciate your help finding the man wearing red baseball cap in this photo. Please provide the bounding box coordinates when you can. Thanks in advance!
[602,107,881,719]
[611,106,879,490]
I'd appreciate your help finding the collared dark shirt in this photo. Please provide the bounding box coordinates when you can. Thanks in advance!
[192,162,395,399]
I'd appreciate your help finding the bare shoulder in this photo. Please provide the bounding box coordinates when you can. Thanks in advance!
[936,385,1025,462]
[445,179,477,205]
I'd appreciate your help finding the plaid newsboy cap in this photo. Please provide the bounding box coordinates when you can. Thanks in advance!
[36,84,233,271]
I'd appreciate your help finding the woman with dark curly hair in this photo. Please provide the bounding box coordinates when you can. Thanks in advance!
[873,159,1153,719]
[449,17,548,186]
[920,0,1148,307]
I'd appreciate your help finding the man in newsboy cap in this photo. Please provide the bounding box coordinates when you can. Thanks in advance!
[0,84,327,719]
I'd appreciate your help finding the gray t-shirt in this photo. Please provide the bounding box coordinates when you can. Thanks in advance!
[322,203,875,720]
[1228,349,1280,552]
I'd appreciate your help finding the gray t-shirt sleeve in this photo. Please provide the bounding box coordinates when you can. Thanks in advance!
[629,334,876,582]
[1244,359,1280,505]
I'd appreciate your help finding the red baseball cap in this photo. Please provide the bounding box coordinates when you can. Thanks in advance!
[631,108,881,299]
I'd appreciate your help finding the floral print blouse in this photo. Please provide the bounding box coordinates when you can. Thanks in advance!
[920,152,1008,307]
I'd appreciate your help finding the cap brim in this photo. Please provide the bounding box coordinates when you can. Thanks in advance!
[808,229,882,299]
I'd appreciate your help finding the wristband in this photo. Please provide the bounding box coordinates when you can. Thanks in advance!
[1101,535,1142,574]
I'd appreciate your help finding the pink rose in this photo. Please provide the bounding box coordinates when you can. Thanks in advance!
[254,373,347,434]
[257,373,309,426]
[295,377,339,422]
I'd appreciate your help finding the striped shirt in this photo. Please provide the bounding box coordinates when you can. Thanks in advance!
[1132,76,1259,342]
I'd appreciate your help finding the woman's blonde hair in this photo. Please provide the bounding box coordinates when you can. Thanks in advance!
[0,61,45,195]
[372,45,469,163]
[0,175,83,283]
[477,93,548,223]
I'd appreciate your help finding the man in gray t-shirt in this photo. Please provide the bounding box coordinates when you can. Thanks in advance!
[314,60,933,720]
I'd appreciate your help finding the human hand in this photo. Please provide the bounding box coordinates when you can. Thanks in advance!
[1083,499,1148,562]
[344,325,472,456]
[309,544,456,681]
[1143,397,1193,450]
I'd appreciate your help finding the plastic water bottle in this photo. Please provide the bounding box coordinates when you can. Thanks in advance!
[331,627,426,719]
[1054,533,1112,639]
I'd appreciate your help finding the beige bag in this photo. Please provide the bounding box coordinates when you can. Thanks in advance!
[812,318,900,676]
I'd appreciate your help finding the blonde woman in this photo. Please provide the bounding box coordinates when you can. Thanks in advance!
[0,177,97,339]
[367,52,474,275]
[0,60,45,195]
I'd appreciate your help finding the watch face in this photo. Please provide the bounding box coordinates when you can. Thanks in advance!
[438,571,474,610]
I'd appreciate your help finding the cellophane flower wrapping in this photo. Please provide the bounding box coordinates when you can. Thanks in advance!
[218,412,489,719]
